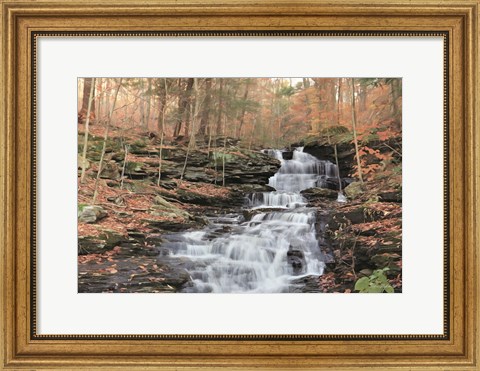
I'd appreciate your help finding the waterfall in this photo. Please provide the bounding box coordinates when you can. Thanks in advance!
[167,147,338,293]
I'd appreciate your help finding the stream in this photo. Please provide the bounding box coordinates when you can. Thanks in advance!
[163,147,340,293]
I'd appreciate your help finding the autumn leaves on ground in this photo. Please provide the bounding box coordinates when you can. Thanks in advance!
[78,77,402,293]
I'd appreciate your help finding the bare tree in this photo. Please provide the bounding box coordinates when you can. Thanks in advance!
[333,78,342,192]
[350,78,364,183]
[145,78,152,130]
[180,78,201,180]
[173,78,194,137]
[197,78,212,137]
[92,78,122,204]
[236,78,251,138]
[79,78,96,183]
[157,79,168,186]
[78,77,96,123]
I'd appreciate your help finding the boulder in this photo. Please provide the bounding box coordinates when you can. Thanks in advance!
[99,160,120,180]
[77,155,90,170]
[344,181,365,200]
[379,191,402,203]
[290,275,323,293]
[99,228,126,248]
[78,236,106,255]
[78,205,107,223]
[77,228,126,255]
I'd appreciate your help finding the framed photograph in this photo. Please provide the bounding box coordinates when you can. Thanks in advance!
[1,0,478,370]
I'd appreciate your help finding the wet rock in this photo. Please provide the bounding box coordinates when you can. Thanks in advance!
[287,248,306,275]
[303,142,355,178]
[143,217,199,232]
[301,187,338,200]
[282,151,294,160]
[145,234,164,246]
[231,184,276,193]
[290,275,323,293]
[78,205,107,223]
[242,207,288,222]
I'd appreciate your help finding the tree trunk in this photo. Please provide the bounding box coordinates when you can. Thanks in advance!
[358,81,367,111]
[174,78,194,138]
[145,79,152,130]
[236,79,250,138]
[302,78,310,89]
[78,78,96,123]
[181,78,200,180]
[103,79,110,123]
[157,81,167,134]
[96,78,102,124]
[92,78,122,204]
[197,78,212,137]
[390,79,401,116]
[334,78,343,191]
[139,79,145,128]
[80,78,96,183]
[120,144,128,190]
[157,79,167,186]
[215,79,224,134]
[173,79,182,137]
[350,78,364,183]
[222,115,227,187]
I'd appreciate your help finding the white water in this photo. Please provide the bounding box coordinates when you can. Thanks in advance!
[170,147,338,293]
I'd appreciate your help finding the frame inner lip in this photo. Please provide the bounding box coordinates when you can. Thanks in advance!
[30,30,449,341]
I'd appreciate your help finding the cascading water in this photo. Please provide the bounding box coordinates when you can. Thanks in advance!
[167,147,339,293]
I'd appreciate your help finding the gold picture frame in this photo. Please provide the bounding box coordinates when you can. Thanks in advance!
[1,0,478,369]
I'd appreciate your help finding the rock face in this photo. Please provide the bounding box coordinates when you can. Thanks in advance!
[84,136,281,187]
[78,228,126,255]
[303,142,355,178]
[78,205,107,223]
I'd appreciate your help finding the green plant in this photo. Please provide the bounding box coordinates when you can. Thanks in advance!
[354,268,394,293]
[78,203,88,213]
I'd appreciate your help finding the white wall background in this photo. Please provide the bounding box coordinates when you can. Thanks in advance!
[37,36,444,335]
